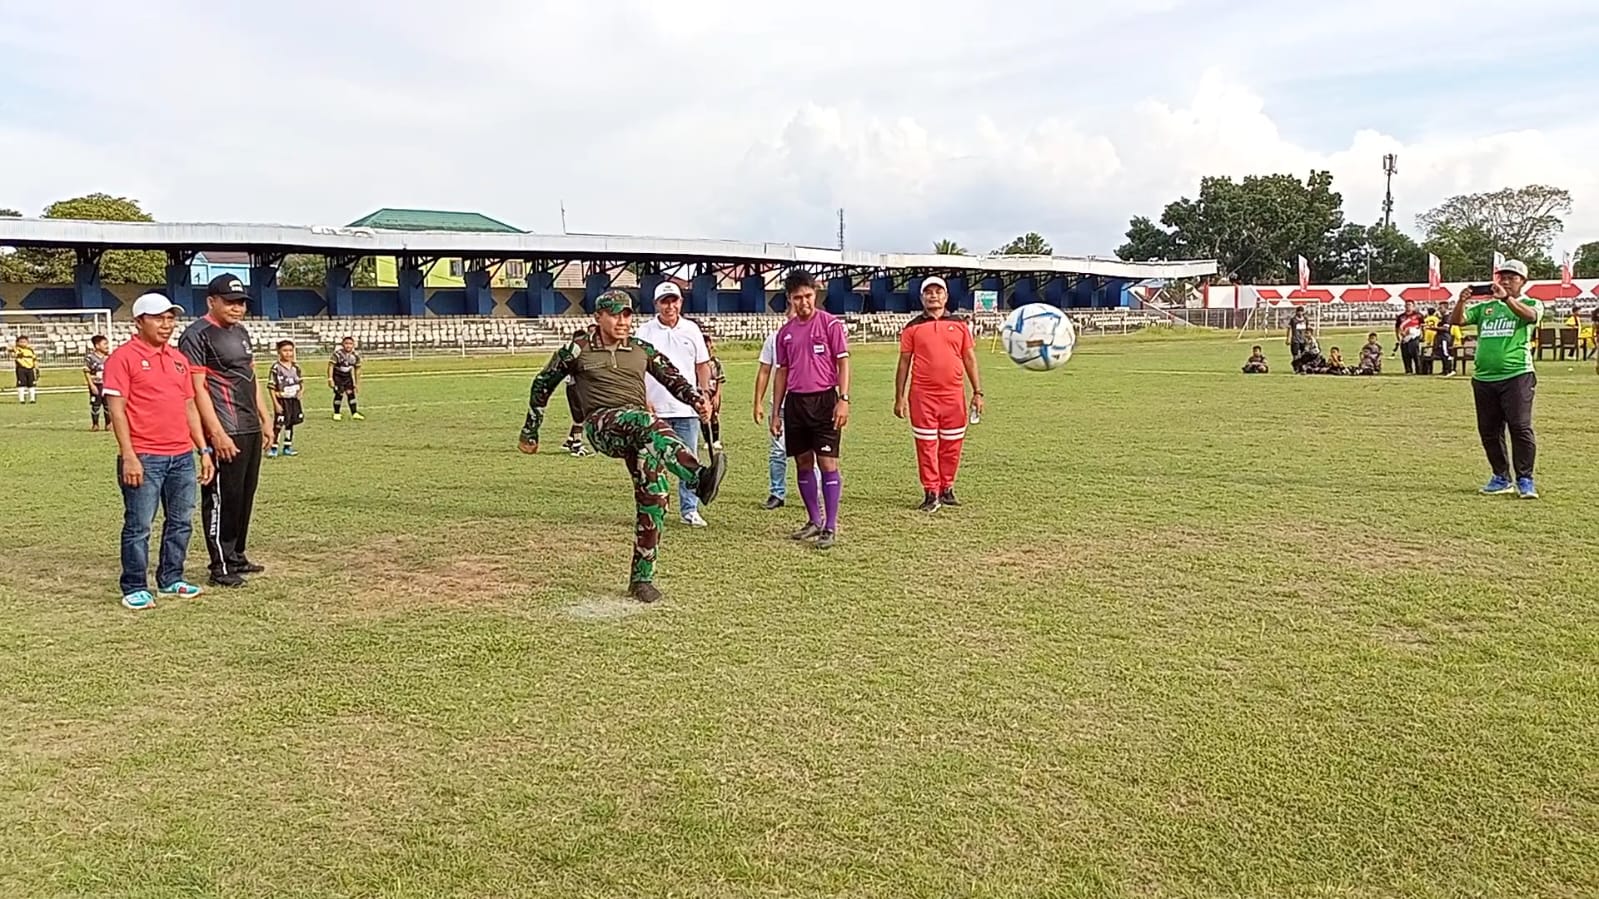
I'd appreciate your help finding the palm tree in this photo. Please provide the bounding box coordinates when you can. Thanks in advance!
[933,239,967,255]
[994,232,1052,256]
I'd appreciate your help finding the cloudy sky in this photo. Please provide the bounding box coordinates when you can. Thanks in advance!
[2,0,1596,259]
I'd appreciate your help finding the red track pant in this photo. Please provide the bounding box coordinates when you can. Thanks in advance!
[909,390,967,492]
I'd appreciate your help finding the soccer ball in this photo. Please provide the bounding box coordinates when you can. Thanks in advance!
[1000,303,1076,371]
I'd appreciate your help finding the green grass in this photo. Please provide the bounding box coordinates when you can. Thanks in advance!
[2,333,1595,898]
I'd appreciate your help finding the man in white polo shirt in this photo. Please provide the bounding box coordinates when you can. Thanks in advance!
[635,282,712,526]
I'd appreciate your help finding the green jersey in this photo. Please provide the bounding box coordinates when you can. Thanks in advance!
[1465,297,1540,382]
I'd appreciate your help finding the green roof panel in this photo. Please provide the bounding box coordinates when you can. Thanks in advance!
[347,208,523,233]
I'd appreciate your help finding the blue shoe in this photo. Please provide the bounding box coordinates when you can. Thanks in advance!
[1480,475,1515,495]
[267,447,279,458]
[158,581,204,599]
[1516,477,1539,499]
[121,590,155,610]
[281,446,297,457]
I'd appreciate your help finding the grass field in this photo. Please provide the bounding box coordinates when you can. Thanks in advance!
[2,331,1595,898]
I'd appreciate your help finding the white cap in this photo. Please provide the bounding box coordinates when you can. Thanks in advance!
[131,293,183,318]
[1496,258,1529,278]
[654,281,683,301]
[921,276,948,292]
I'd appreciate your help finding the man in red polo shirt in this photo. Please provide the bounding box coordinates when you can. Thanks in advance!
[103,294,215,610]
[894,276,985,512]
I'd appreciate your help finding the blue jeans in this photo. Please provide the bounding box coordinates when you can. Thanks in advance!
[118,452,198,594]
[664,417,702,517]
[768,430,787,499]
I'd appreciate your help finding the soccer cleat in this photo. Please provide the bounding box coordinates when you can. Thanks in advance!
[694,449,727,506]
[332,413,342,421]
[628,581,664,603]
[1516,477,1539,499]
[121,590,155,610]
[281,446,297,457]
[1480,475,1515,495]
[918,491,941,513]
[209,572,247,588]
[267,447,279,458]
[791,522,823,542]
[763,495,785,510]
[158,581,204,599]
[351,412,365,421]
[938,488,961,507]
[562,437,590,457]
[681,510,708,528]
[816,529,837,550]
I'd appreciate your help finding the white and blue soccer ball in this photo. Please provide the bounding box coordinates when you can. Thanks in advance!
[1000,303,1076,371]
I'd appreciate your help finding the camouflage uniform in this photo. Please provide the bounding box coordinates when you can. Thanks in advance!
[520,291,724,593]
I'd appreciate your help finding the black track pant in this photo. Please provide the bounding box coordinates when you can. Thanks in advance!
[1401,338,1423,373]
[1472,372,1536,480]
[203,431,263,575]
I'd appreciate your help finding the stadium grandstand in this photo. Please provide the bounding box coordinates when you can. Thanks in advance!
[0,211,1217,364]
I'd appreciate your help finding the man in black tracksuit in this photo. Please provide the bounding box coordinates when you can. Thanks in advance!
[180,275,275,587]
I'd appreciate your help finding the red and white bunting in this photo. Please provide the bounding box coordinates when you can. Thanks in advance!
[1427,253,1441,290]
[1297,255,1310,292]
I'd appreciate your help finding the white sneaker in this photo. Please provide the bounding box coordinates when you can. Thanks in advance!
[681,511,708,528]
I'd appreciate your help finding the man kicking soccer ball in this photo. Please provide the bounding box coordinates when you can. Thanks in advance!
[518,289,727,603]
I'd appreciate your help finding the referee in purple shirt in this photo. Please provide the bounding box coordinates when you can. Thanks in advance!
[769,269,851,549]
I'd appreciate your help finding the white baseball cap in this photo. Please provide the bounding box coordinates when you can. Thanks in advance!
[654,281,683,301]
[131,293,183,318]
[1496,258,1529,278]
[921,276,948,292]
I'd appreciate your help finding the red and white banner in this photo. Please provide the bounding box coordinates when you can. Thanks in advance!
[1562,252,1574,288]
[1427,253,1441,290]
[1203,278,1599,308]
[1297,256,1310,291]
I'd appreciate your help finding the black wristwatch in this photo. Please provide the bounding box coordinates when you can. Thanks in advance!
[838,394,850,402]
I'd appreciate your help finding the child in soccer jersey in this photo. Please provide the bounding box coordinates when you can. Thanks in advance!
[269,340,306,457]
[1357,332,1384,375]
[1242,345,1269,374]
[13,335,39,403]
[84,335,110,429]
[328,336,363,420]
[703,331,726,450]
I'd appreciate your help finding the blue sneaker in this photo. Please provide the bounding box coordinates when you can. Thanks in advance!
[281,446,297,457]
[1480,475,1515,495]
[121,590,155,610]
[158,581,204,599]
[1516,477,1539,499]
[267,447,279,458]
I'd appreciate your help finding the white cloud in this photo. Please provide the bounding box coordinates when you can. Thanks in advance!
[1,0,1596,261]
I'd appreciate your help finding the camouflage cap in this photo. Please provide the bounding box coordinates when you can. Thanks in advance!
[595,289,633,314]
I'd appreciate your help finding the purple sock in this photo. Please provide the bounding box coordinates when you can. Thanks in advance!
[821,470,841,531]
[798,468,822,526]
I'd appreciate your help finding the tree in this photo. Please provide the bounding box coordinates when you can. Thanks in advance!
[1115,171,1347,283]
[933,239,967,255]
[1574,241,1599,280]
[1416,185,1571,264]
[994,232,1051,255]
[1323,223,1428,284]
[0,208,25,283]
[278,254,377,288]
[8,193,164,284]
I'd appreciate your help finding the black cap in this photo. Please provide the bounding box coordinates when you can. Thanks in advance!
[206,274,249,300]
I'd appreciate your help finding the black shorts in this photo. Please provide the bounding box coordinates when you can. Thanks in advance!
[333,374,356,394]
[89,388,107,409]
[276,397,305,428]
[15,366,37,388]
[783,388,841,458]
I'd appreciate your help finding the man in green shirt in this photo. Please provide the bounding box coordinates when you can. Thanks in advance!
[1450,258,1540,499]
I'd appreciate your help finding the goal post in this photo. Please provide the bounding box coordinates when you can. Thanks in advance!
[1,308,115,393]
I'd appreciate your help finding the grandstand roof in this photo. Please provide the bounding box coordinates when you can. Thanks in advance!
[0,217,1218,280]
[346,208,522,233]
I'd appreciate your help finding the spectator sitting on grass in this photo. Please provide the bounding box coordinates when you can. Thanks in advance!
[1358,332,1384,374]
[1242,345,1269,374]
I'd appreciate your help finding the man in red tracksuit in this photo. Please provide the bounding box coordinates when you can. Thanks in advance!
[894,276,985,512]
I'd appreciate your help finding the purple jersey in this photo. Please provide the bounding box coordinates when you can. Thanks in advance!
[774,310,848,393]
